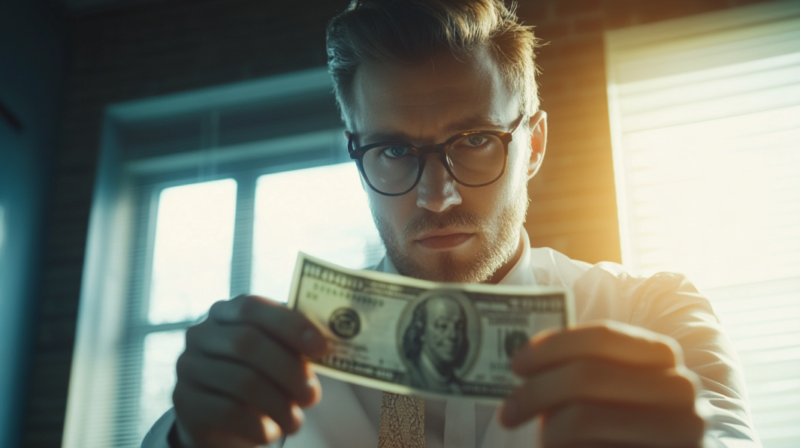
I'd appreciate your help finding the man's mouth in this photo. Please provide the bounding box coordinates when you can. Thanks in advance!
[414,230,474,250]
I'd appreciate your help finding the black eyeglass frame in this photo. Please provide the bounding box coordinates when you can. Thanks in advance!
[348,115,526,196]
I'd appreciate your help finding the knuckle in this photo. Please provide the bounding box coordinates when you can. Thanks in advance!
[238,369,264,396]
[570,360,595,388]
[172,382,191,413]
[184,325,201,347]
[591,322,617,343]
[687,411,706,437]
[230,327,259,357]
[671,372,697,402]
[564,402,596,432]
[655,338,673,356]
[175,353,192,380]
[208,300,229,319]
[268,401,293,428]
[658,337,683,364]
[237,295,258,317]
[217,399,244,425]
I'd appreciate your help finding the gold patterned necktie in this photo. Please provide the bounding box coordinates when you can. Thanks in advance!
[379,391,426,448]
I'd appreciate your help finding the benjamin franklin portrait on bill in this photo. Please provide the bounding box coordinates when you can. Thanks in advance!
[400,290,473,393]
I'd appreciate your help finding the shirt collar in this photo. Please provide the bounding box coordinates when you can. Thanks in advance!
[497,230,537,286]
[376,229,537,286]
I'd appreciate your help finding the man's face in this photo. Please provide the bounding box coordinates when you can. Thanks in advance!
[421,297,465,365]
[349,46,539,283]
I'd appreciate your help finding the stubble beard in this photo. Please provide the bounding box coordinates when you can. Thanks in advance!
[374,181,530,283]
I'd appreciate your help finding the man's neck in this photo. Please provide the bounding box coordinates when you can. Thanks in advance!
[485,232,525,284]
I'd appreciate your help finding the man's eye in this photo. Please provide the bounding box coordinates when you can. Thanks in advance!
[381,146,411,158]
[465,135,488,147]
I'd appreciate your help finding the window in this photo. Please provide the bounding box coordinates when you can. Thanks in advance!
[63,69,383,448]
[606,3,800,447]
[0,205,5,256]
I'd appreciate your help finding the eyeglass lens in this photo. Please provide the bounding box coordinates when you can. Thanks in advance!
[361,133,506,195]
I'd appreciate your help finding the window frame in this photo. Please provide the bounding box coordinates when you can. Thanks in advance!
[63,68,352,448]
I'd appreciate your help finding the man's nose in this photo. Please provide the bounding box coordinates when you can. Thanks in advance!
[415,154,462,212]
[443,323,458,341]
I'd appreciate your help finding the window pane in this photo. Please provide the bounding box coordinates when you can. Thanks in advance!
[138,330,185,440]
[0,204,5,255]
[148,179,237,324]
[606,7,800,446]
[251,162,383,303]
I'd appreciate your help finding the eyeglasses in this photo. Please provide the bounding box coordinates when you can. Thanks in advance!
[348,115,526,196]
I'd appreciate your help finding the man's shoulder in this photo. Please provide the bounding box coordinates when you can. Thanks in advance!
[528,246,630,288]
[530,247,712,326]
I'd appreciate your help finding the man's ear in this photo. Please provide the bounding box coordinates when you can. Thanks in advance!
[527,110,547,179]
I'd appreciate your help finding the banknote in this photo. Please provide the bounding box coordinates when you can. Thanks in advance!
[288,252,575,403]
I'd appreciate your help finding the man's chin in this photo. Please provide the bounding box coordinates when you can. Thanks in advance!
[391,248,498,283]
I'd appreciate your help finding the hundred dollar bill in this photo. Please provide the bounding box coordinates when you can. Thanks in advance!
[288,252,575,403]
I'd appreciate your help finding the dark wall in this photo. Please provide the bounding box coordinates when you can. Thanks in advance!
[23,1,350,446]
[0,1,66,448]
[22,0,775,446]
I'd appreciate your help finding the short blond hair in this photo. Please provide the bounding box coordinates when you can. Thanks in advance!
[326,0,542,128]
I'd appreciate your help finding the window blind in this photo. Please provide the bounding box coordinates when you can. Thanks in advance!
[605,2,800,447]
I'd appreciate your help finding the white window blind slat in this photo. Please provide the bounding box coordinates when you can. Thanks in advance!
[606,2,800,446]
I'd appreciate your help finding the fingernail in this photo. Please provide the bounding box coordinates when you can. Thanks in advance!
[301,375,320,403]
[306,375,320,392]
[264,418,281,441]
[302,328,325,353]
[292,405,305,428]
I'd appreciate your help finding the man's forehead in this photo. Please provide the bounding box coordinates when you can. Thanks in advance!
[427,297,461,313]
[349,47,517,139]
[361,113,505,143]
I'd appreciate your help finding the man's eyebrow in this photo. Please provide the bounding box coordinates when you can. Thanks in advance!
[361,131,415,143]
[359,115,505,144]
[444,115,504,133]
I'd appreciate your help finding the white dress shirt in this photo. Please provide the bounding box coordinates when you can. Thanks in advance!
[142,231,761,448]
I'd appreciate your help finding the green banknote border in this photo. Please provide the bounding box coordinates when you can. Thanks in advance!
[287,251,576,404]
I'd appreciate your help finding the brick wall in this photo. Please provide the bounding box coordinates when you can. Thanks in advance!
[23,0,775,446]
[517,0,772,262]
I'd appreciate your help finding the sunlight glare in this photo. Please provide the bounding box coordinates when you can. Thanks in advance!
[251,162,383,303]
[138,330,185,440]
[148,179,237,324]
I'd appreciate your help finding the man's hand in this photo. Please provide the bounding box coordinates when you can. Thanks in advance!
[499,321,705,448]
[171,295,330,448]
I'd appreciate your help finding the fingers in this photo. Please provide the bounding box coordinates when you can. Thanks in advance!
[500,358,698,427]
[540,402,704,448]
[209,295,329,357]
[174,296,328,447]
[512,321,683,375]
[177,352,304,434]
[173,381,285,448]
[186,319,321,407]
[502,322,702,446]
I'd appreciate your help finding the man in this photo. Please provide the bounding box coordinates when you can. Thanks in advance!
[143,1,760,447]
[402,293,470,393]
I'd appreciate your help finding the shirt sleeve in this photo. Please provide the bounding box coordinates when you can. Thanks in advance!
[141,408,176,448]
[140,407,288,448]
[627,272,761,448]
